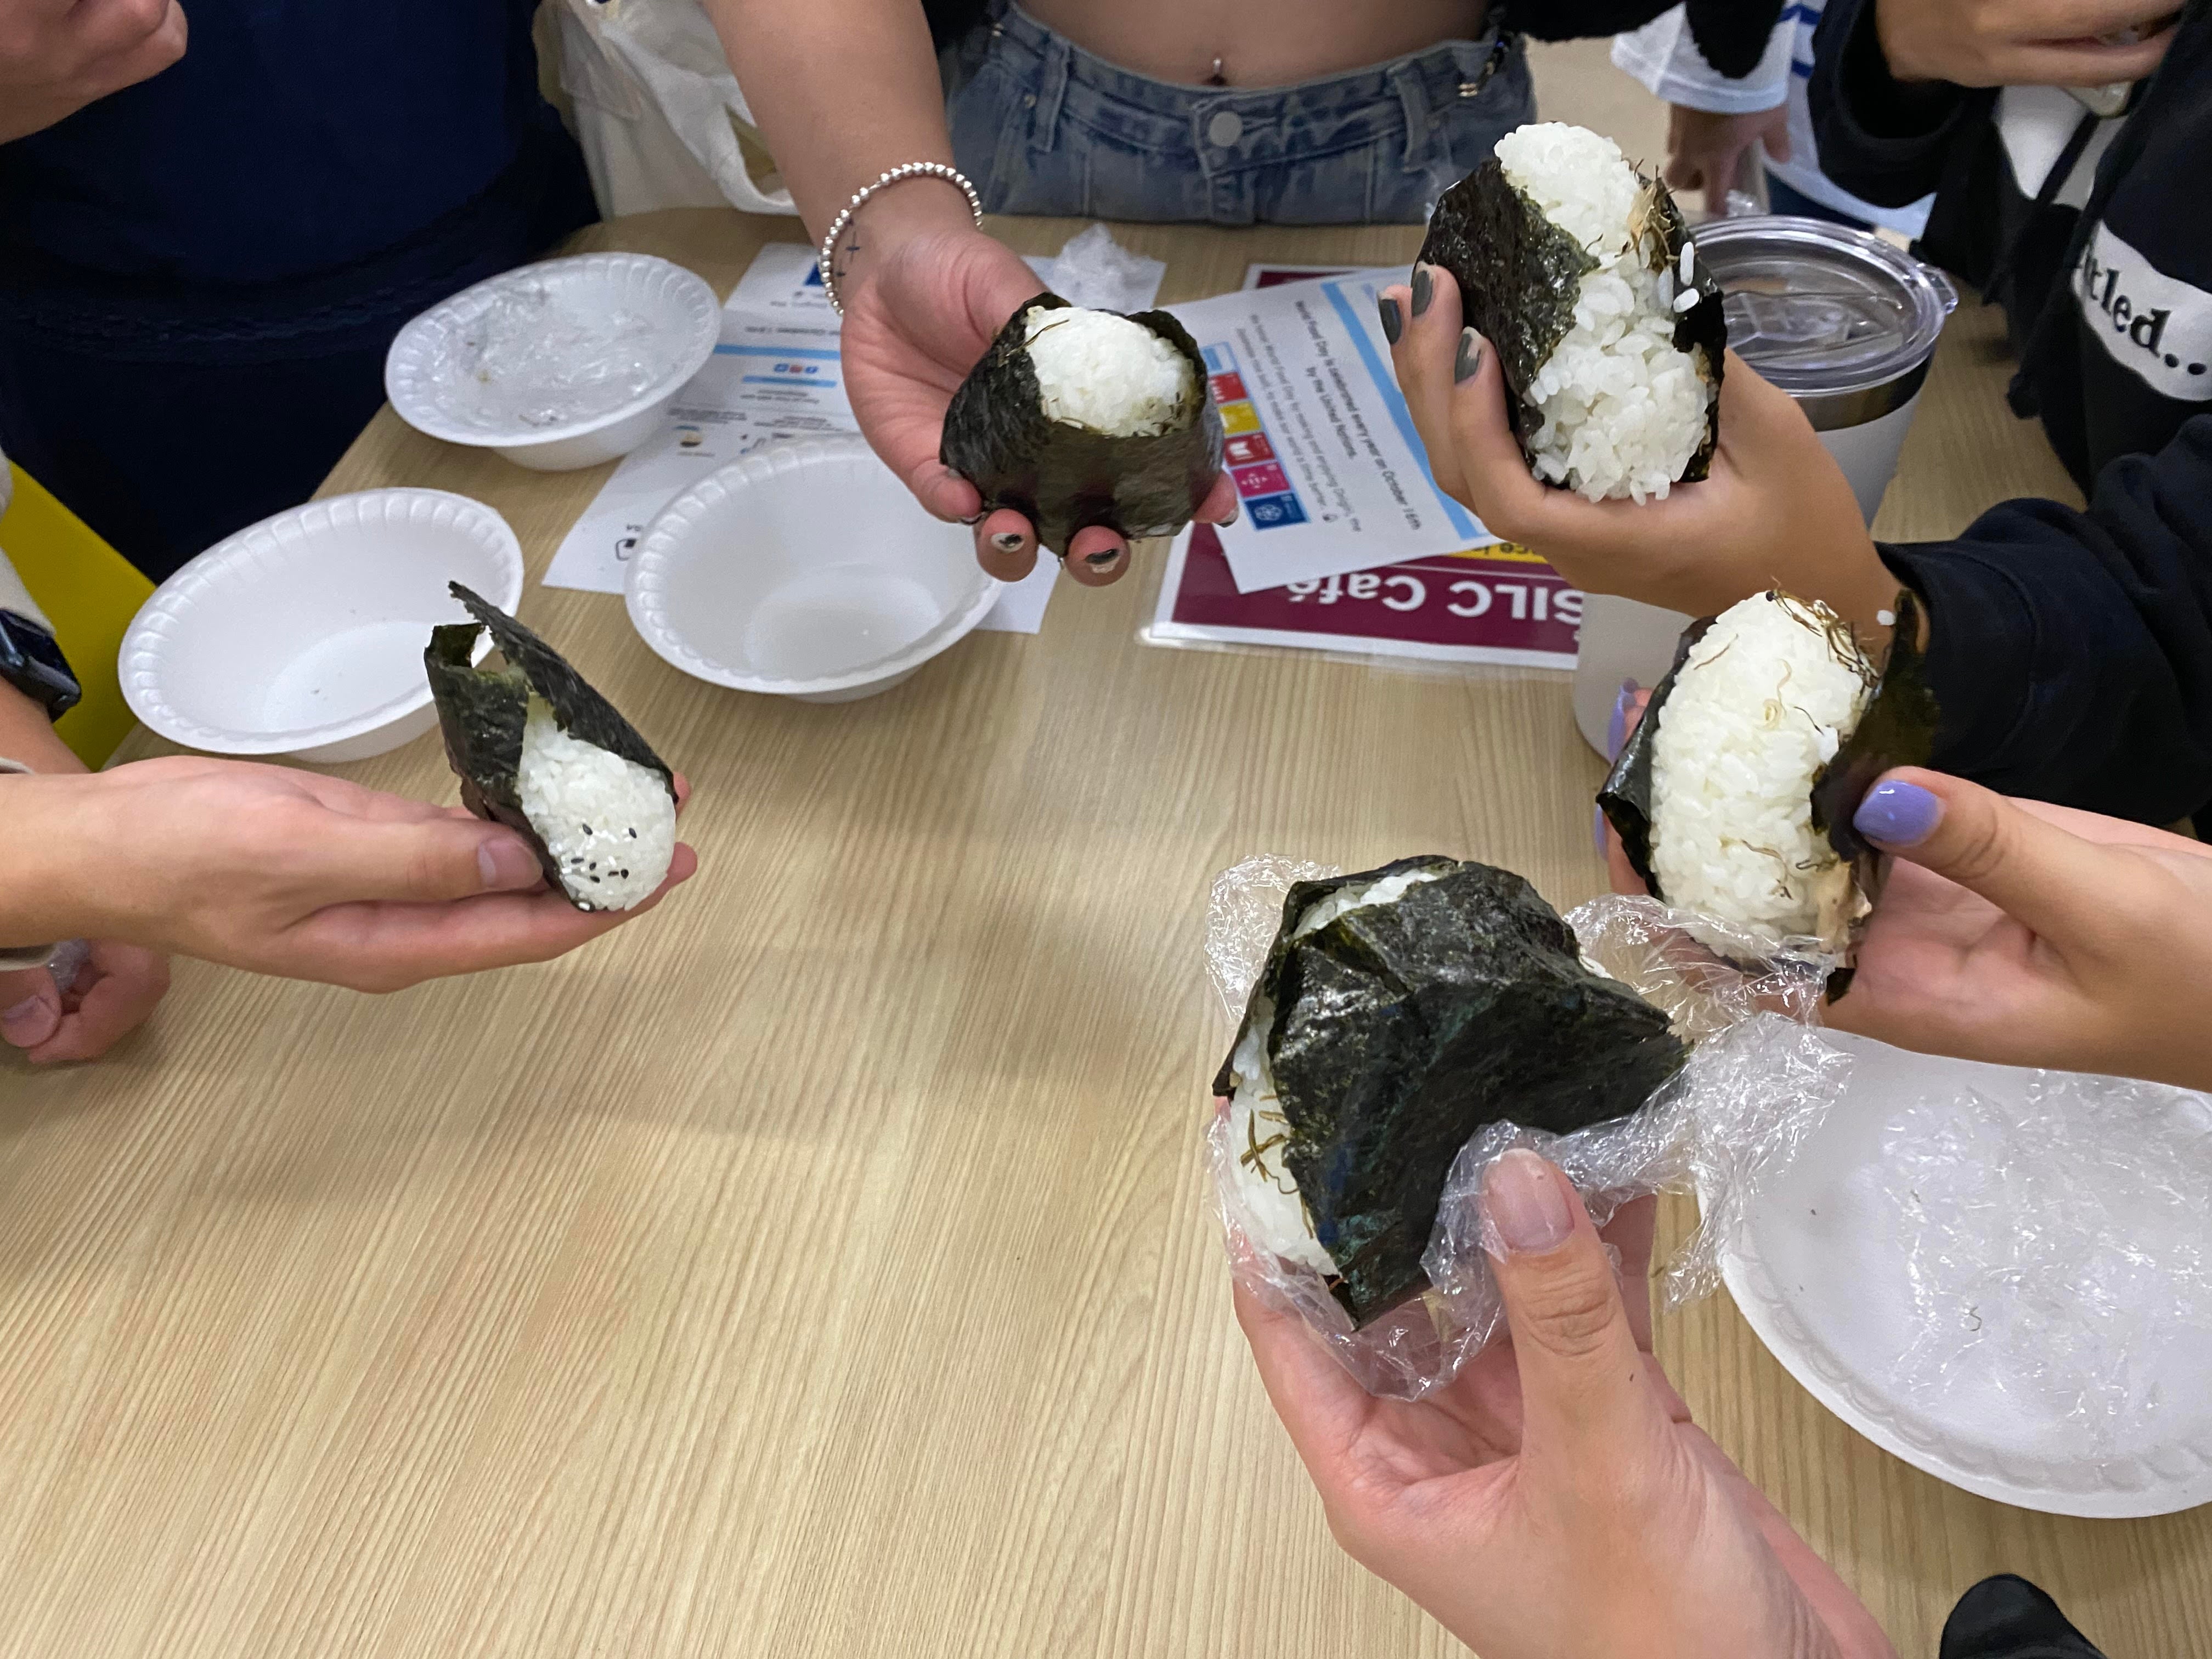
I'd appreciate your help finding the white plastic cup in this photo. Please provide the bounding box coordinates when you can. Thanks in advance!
[1572,218,1957,757]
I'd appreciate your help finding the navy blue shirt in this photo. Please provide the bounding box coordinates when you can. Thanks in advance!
[0,0,556,285]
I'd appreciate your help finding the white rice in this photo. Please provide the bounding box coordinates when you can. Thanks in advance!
[1493,122,1713,503]
[1649,594,1875,943]
[1024,306,1195,437]
[516,696,678,911]
[1224,867,1448,1273]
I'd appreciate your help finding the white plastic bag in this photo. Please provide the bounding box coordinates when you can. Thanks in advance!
[555,0,798,218]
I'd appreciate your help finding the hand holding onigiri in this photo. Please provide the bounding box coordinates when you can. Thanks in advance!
[1419,122,1724,504]
[1599,589,1939,960]
[425,585,680,913]
[940,295,1226,566]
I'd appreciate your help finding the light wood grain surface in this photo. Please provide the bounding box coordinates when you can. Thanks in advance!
[6,204,2200,1659]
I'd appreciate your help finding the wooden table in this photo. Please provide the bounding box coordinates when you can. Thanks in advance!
[5,209,2201,1659]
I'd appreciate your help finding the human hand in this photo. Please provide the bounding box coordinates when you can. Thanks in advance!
[0,941,169,1065]
[839,217,1235,589]
[7,756,697,994]
[1237,1150,1895,1659]
[1380,262,1898,636]
[1873,0,2176,87]
[0,0,187,143]
[1665,103,1791,212]
[1824,769,2212,1090]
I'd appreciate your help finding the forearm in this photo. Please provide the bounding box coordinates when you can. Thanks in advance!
[1879,419,2212,824]
[702,0,969,245]
[0,678,83,776]
[1807,0,1970,206]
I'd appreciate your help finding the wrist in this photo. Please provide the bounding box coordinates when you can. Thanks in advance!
[0,769,106,947]
[827,171,983,306]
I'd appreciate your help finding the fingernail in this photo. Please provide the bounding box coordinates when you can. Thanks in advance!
[1606,678,1639,761]
[1593,803,1608,857]
[1454,329,1483,384]
[478,835,542,891]
[1854,779,1943,848]
[2,995,55,1047]
[958,512,984,526]
[1220,498,1240,527]
[1410,263,1435,317]
[991,531,1027,554]
[1377,295,1403,345]
[1083,548,1124,574]
[1483,1148,1575,1256]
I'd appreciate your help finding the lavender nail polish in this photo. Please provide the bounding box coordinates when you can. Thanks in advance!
[1606,679,1639,761]
[1854,780,1943,847]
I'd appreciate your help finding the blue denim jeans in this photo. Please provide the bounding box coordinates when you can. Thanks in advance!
[941,4,1534,225]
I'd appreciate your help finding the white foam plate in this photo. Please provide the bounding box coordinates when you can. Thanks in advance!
[1722,1032,2212,1517]
[385,252,720,471]
[122,489,523,763]
[625,437,1002,703]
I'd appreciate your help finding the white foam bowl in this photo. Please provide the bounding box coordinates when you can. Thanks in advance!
[625,437,1002,703]
[384,252,720,472]
[121,489,524,763]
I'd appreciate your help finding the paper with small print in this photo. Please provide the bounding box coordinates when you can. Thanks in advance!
[1163,271,1498,593]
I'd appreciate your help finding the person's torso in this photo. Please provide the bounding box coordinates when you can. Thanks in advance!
[0,0,554,287]
[1017,0,1492,87]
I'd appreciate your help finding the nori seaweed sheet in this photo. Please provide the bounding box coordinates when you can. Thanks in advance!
[1212,857,1686,1327]
[424,583,675,909]
[939,294,1226,556]
[1417,161,1724,482]
[1596,589,1939,929]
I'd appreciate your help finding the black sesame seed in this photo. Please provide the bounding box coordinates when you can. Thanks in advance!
[581,823,592,834]
[628,828,637,838]
[589,875,600,883]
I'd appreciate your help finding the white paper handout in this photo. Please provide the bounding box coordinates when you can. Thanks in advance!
[542,241,1059,634]
[1164,272,1497,593]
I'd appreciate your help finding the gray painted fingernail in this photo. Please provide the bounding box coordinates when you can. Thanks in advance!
[991,531,1026,553]
[1455,329,1483,384]
[1410,263,1434,317]
[1084,548,1124,572]
[1377,295,1403,344]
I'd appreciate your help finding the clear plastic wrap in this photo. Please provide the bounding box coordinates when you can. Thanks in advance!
[1882,1071,2212,1443]
[1026,223,1169,315]
[1203,856,1852,1400]
[442,281,676,431]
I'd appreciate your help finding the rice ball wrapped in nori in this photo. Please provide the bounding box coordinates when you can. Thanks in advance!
[940,294,1225,557]
[1598,589,1939,957]
[1214,857,1687,1327]
[1418,122,1725,503]
[425,584,678,913]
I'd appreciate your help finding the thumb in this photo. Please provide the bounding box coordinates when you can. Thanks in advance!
[302,817,548,907]
[1852,768,2110,941]
[0,965,61,1049]
[1482,1150,1666,1465]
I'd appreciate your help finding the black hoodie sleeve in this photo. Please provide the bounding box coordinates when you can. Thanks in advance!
[1878,414,2212,827]
[1808,0,1982,208]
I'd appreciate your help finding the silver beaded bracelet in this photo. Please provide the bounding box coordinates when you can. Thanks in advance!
[816,162,983,317]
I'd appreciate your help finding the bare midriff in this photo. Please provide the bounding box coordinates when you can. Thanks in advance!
[1018,0,1493,88]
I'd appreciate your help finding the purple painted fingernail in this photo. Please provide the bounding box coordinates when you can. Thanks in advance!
[1607,679,1639,761]
[1854,780,1943,847]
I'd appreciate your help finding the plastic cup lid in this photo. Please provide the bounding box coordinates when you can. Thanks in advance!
[1690,216,1958,399]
